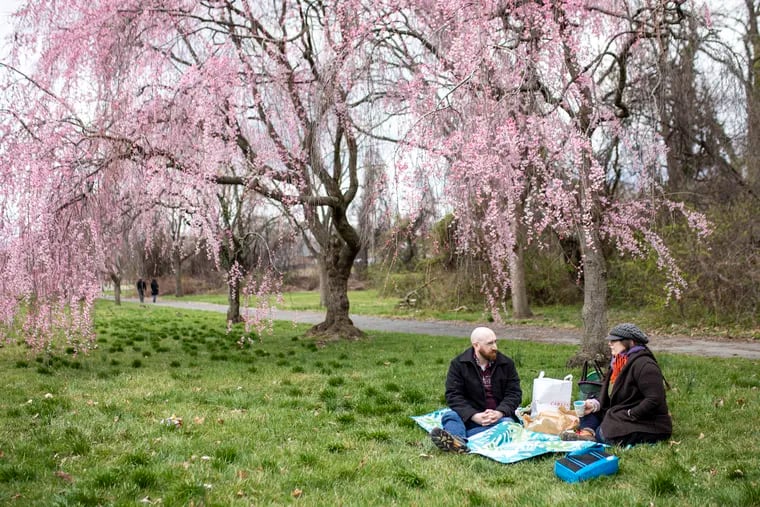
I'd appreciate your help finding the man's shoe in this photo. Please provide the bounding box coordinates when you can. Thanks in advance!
[559,429,596,442]
[430,427,469,453]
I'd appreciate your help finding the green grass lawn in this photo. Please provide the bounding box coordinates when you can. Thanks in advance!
[160,289,582,326]
[1,301,758,506]
[161,289,406,317]
[158,288,758,339]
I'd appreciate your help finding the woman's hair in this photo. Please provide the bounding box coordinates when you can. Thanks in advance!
[621,339,636,351]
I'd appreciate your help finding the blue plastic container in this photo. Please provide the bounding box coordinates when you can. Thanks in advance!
[554,445,619,483]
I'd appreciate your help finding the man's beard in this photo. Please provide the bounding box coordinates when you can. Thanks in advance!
[482,349,497,361]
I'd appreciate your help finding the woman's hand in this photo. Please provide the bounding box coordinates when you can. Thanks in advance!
[585,398,601,414]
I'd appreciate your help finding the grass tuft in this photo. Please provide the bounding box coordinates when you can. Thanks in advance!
[326,442,349,453]
[131,467,158,489]
[92,469,120,488]
[336,413,356,424]
[648,469,680,496]
[56,489,107,507]
[0,464,37,482]
[167,481,209,505]
[395,469,426,489]
[213,446,239,464]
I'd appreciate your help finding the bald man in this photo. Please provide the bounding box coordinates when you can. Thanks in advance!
[430,327,522,453]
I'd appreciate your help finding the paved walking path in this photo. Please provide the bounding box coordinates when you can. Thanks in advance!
[119,298,760,360]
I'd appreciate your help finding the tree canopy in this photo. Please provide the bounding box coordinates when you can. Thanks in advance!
[0,0,726,354]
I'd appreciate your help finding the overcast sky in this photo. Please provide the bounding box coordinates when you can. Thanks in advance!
[0,0,22,57]
[0,0,20,19]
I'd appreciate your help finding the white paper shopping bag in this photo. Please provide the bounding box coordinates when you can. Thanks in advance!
[530,371,573,415]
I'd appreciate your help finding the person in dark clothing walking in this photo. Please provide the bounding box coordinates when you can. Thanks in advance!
[561,323,672,446]
[136,278,147,303]
[150,278,159,303]
[429,327,522,453]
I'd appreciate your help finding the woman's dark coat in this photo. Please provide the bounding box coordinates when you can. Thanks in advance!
[597,348,672,440]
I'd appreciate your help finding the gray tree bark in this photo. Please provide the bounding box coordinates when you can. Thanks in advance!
[173,247,184,298]
[227,276,243,323]
[509,214,532,319]
[578,227,609,361]
[110,273,122,306]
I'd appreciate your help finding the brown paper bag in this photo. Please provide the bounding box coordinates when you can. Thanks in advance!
[522,406,579,435]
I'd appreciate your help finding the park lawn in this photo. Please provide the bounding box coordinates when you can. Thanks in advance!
[161,289,582,325]
[162,289,406,317]
[159,289,760,339]
[2,301,758,506]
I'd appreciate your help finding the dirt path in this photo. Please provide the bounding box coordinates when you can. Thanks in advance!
[125,298,760,360]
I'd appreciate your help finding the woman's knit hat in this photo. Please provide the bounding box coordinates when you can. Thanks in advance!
[608,323,649,344]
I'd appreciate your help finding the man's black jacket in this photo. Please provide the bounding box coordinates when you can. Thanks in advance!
[445,347,522,422]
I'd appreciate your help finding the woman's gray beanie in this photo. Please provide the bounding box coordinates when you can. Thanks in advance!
[608,323,649,344]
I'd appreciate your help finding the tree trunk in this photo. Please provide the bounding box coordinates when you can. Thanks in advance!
[173,249,184,297]
[318,261,328,308]
[509,213,532,319]
[307,237,364,340]
[561,33,610,365]
[570,227,609,366]
[746,0,760,186]
[227,276,243,323]
[110,273,122,306]
[509,245,532,319]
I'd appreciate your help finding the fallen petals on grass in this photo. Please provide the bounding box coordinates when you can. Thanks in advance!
[160,414,183,428]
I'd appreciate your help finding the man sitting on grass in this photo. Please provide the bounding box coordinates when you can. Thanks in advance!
[430,327,522,453]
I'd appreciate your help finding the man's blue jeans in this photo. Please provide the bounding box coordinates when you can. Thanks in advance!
[442,410,514,441]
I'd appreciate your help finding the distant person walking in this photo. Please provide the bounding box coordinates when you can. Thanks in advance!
[150,278,159,303]
[136,278,147,303]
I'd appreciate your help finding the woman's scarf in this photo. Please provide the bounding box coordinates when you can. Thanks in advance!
[609,345,646,388]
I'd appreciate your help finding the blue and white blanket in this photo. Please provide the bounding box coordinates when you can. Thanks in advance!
[412,408,597,464]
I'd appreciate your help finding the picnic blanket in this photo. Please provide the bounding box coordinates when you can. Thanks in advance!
[412,408,597,464]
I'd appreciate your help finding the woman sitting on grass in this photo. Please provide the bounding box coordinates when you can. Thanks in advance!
[561,323,672,446]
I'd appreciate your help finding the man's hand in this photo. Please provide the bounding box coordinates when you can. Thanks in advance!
[472,409,504,426]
